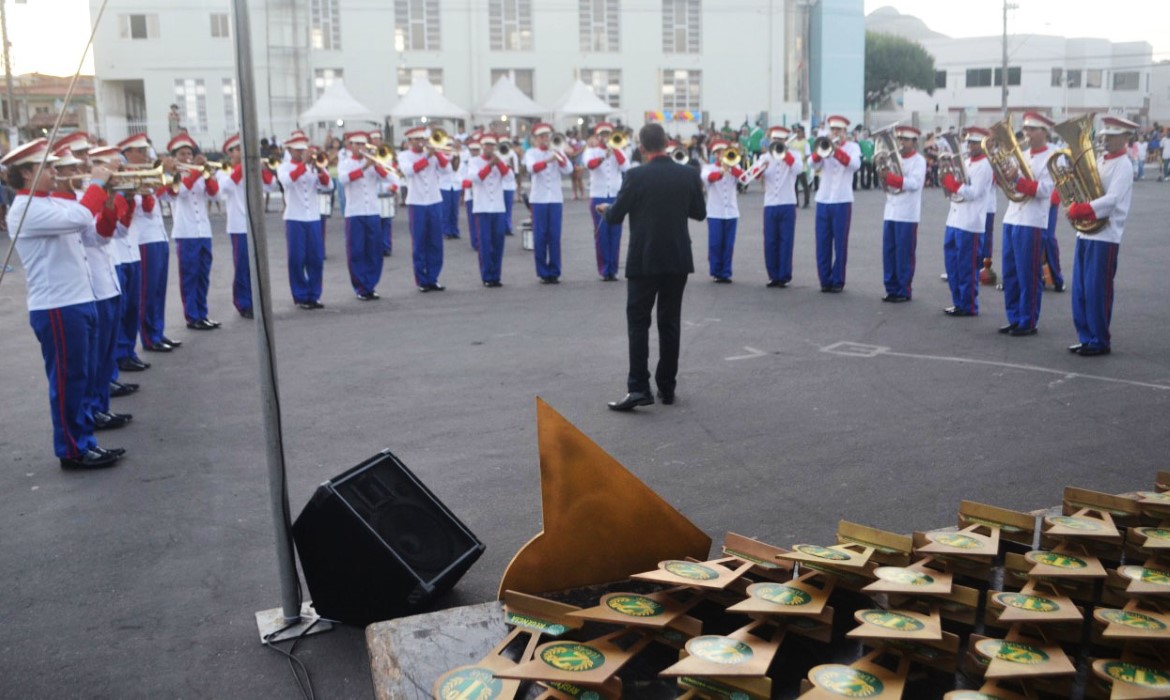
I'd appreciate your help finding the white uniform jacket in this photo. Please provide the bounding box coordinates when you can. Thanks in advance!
[469,155,508,214]
[398,149,445,206]
[523,147,572,204]
[882,151,926,223]
[1002,145,1056,229]
[945,156,994,233]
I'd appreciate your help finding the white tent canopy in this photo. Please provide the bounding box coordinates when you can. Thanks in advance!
[390,77,470,120]
[552,80,615,118]
[300,79,378,123]
[475,76,547,118]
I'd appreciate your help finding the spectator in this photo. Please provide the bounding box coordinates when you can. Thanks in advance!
[168,104,182,137]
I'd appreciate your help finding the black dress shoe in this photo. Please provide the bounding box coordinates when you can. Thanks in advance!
[93,411,132,430]
[429,284,446,292]
[1077,345,1111,356]
[713,277,732,284]
[821,287,832,293]
[998,323,1017,334]
[881,294,895,302]
[548,277,560,284]
[143,341,173,352]
[1053,282,1065,292]
[240,309,254,318]
[110,382,139,397]
[656,390,675,405]
[60,449,120,470]
[117,357,149,372]
[160,336,182,347]
[827,286,844,293]
[1008,326,1037,337]
[204,318,222,328]
[884,295,908,303]
[297,302,316,309]
[943,306,973,317]
[95,446,126,458]
[358,292,380,301]
[602,275,618,282]
[187,320,214,330]
[766,280,783,288]
[1068,343,1083,353]
[607,391,654,412]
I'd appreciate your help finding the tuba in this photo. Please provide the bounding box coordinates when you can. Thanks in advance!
[871,124,903,194]
[982,115,1034,203]
[1047,114,1108,235]
[938,132,969,202]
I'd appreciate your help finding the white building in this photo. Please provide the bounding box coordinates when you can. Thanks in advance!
[90,0,864,150]
[1151,62,1170,127]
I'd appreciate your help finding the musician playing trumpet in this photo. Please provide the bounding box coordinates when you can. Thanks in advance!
[167,133,221,330]
[701,139,744,283]
[338,131,394,301]
[398,125,448,292]
[523,123,573,284]
[585,122,630,281]
[879,126,926,303]
[941,127,994,316]
[740,126,800,287]
[1064,116,1136,356]
[278,132,331,309]
[469,134,510,287]
[809,115,861,292]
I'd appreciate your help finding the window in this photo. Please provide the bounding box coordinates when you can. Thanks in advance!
[223,79,237,129]
[1051,67,1063,87]
[1067,69,1082,87]
[661,69,701,111]
[580,69,621,108]
[490,0,533,51]
[490,68,534,98]
[1086,69,1103,88]
[662,0,700,54]
[993,66,1021,87]
[580,0,620,52]
[965,68,992,88]
[173,79,207,131]
[394,0,441,51]
[210,13,230,38]
[1113,71,1139,91]
[314,68,342,99]
[397,68,444,97]
[311,0,341,50]
[934,70,946,89]
[119,14,159,40]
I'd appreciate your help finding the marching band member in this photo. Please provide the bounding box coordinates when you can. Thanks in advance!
[1065,116,1136,356]
[103,135,152,374]
[499,137,519,236]
[439,135,462,240]
[3,138,125,469]
[369,130,398,257]
[398,125,448,292]
[809,115,862,292]
[338,131,392,300]
[879,125,926,302]
[742,126,800,287]
[999,111,1056,337]
[277,132,331,309]
[701,139,743,283]
[469,134,509,287]
[585,122,630,281]
[941,127,994,316]
[460,134,480,250]
[215,133,254,318]
[167,133,221,330]
[1043,189,1065,291]
[523,123,573,284]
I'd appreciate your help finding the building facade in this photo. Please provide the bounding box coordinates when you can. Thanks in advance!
[89,0,862,149]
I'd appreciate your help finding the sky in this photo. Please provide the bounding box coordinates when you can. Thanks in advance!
[4,0,1168,78]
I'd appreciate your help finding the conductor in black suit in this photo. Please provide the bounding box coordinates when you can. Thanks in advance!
[597,123,707,411]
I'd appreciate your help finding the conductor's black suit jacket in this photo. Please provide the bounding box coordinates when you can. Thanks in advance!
[603,154,707,277]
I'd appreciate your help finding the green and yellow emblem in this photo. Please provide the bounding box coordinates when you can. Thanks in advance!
[858,610,925,632]
[437,667,503,700]
[540,643,605,673]
[662,560,720,580]
[1025,550,1087,569]
[1048,515,1101,531]
[794,544,851,561]
[604,595,664,618]
[544,681,601,699]
[974,639,1049,665]
[1135,527,1170,541]
[685,635,755,665]
[1097,609,1168,630]
[873,567,935,585]
[749,582,813,606]
[1120,566,1170,586]
[1101,661,1170,688]
[930,533,983,550]
[810,666,884,697]
[994,592,1061,613]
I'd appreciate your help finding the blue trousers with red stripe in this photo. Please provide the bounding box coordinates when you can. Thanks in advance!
[475,212,506,283]
[138,240,169,348]
[114,261,142,364]
[980,212,995,261]
[286,219,324,304]
[763,204,796,283]
[30,301,98,459]
[1002,223,1044,330]
[1072,237,1120,350]
[815,202,852,288]
[230,233,252,314]
[345,215,384,296]
[408,202,445,287]
[441,188,461,237]
[175,238,212,323]
[881,220,918,299]
[707,217,738,279]
[380,216,393,255]
[1043,204,1064,288]
[944,226,980,314]
[90,295,120,417]
[466,199,478,250]
[591,196,621,278]
[531,202,563,279]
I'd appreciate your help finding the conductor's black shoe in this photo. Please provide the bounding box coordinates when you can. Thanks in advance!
[110,381,139,397]
[160,336,182,347]
[998,323,1017,334]
[1009,326,1037,337]
[608,391,654,412]
[1068,343,1083,353]
[1077,345,1111,356]
[60,449,120,470]
[657,390,675,405]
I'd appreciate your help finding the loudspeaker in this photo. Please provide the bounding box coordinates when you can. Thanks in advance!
[292,449,485,625]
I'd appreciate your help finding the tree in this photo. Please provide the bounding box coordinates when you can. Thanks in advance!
[865,32,936,110]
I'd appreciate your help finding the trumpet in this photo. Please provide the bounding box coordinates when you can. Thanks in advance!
[263,156,282,170]
[177,160,227,179]
[938,132,969,203]
[815,136,837,159]
[311,151,330,169]
[983,115,1034,203]
[720,147,742,169]
[498,141,511,156]
[607,131,628,151]
[550,132,567,152]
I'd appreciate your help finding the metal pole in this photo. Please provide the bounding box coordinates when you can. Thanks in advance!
[1001,0,1009,117]
[1,0,19,134]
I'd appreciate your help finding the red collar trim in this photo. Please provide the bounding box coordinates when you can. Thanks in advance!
[17,189,50,197]
[970,154,986,162]
[1104,149,1128,160]
[1030,146,1048,156]
[51,191,78,200]
[903,150,918,158]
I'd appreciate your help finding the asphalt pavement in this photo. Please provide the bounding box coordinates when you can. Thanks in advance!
[2,179,1168,698]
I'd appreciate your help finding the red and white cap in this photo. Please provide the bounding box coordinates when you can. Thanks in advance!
[594,122,615,135]
[667,140,681,149]
[1021,111,1055,129]
[117,133,151,151]
[54,132,92,153]
[1099,115,1139,136]
[894,125,921,139]
[404,125,428,139]
[531,122,553,137]
[223,133,241,152]
[768,126,791,140]
[52,146,83,167]
[88,145,121,163]
[367,130,383,141]
[285,133,310,149]
[479,134,498,146]
[343,131,369,145]
[709,139,730,152]
[963,126,990,142]
[0,138,57,166]
[826,115,850,130]
[166,133,198,154]
[290,129,307,140]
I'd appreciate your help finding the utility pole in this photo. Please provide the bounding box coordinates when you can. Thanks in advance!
[1001,0,1016,118]
[1,0,19,136]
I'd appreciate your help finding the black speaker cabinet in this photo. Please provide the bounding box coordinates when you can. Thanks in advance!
[292,450,485,625]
